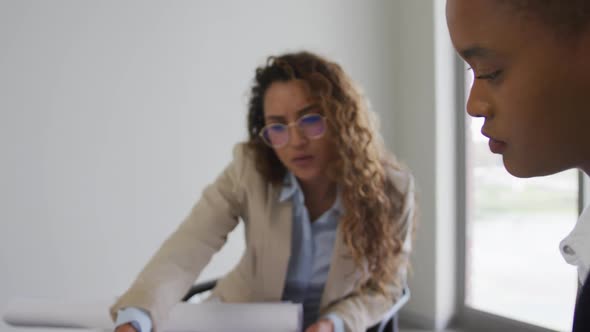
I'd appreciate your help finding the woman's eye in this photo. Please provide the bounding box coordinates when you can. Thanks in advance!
[300,115,321,124]
[269,124,286,132]
[475,70,502,81]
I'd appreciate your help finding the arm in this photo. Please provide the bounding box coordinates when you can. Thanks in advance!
[110,144,249,331]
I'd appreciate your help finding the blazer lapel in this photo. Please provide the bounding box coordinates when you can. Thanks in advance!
[260,187,293,301]
[320,224,360,309]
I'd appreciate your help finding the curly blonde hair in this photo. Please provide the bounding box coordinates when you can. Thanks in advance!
[246,51,413,295]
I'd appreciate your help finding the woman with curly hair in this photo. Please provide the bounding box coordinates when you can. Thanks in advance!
[111,51,416,332]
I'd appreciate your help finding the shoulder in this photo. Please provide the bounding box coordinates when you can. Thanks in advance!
[382,160,416,223]
[228,142,268,188]
[383,161,415,197]
[228,142,257,174]
[231,142,253,164]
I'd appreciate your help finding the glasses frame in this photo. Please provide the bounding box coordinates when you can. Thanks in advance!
[258,113,327,149]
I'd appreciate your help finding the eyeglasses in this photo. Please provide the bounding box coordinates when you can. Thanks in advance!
[259,113,327,149]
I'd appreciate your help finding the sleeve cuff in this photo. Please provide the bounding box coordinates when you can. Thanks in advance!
[323,313,345,332]
[115,307,152,332]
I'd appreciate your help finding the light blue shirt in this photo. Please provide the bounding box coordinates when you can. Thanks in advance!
[115,172,344,332]
[279,172,344,331]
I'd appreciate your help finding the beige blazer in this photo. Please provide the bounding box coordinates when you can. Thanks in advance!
[110,143,415,332]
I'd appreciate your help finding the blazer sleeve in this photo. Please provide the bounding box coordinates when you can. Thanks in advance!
[322,172,416,332]
[109,144,250,331]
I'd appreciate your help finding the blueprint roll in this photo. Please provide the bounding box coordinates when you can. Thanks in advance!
[3,298,303,332]
[163,302,302,332]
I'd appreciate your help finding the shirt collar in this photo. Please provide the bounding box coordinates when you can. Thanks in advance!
[332,189,344,215]
[278,172,344,215]
[279,172,299,203]
[560,204,590,284]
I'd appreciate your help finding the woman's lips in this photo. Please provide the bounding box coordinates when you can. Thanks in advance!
[292,155,314,167]
[488,138,507,154]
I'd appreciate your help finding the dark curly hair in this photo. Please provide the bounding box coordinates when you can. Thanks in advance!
[245,51,414,295]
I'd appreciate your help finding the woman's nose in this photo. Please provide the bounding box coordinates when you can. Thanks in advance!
[288,124,308,147]
[466,82,493,119]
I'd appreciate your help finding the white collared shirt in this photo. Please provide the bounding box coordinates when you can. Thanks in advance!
[560,204,590,285]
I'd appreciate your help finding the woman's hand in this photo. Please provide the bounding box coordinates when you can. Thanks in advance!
[114,323,137,332]
[305,319,334,332]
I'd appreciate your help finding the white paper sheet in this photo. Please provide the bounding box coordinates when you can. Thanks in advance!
[3,298,302,332]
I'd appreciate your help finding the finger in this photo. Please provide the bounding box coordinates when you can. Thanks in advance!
[114,323,137,332]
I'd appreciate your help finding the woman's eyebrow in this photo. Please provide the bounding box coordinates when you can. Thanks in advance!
[296,104,320,116]
[460,45,496,60]
[264,104,319,122]
[265,114,286,122]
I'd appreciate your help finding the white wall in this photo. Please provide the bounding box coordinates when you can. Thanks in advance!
[0,0,407,330]
[392,0,438,325]
[393,0,457,329]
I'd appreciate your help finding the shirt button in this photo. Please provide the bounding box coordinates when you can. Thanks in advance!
[563,245,576,256]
